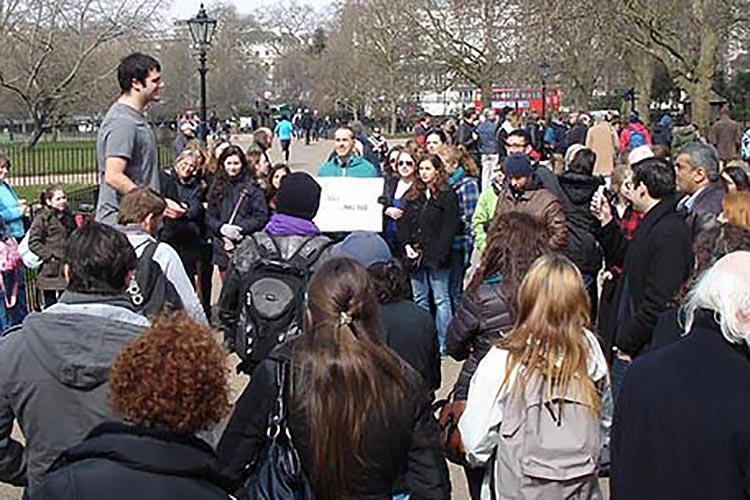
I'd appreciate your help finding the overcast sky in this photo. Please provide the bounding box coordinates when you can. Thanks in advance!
[169,0,331,21]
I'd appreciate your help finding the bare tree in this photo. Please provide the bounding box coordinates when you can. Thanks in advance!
[406,0,521,108]
[0,0,167,147]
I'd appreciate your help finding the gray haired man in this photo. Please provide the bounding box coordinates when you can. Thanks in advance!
[674,141,725,239]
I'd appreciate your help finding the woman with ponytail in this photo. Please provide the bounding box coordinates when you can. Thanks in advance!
[218,257,450,500]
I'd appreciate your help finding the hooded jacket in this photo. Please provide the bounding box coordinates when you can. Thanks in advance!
[31,422,233,500]
[318,154,378,178]
[0,292,149,494]
[557,171,604,275]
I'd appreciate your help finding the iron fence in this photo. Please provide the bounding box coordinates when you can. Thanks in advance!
[3,142,174,187]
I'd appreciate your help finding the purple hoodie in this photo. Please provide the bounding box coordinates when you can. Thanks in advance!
[263,213,321,237]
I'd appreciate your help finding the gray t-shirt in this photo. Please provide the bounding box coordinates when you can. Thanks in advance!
[95,102,160,224]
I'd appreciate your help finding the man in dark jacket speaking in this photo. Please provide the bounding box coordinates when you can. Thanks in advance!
[591,157,692,398]
[0,223,148,495]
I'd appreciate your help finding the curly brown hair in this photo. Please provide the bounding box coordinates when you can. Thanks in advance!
[109,311,230,433]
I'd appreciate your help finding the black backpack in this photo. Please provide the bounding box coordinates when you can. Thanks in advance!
[235,233,330,374]
[126,241,183,317]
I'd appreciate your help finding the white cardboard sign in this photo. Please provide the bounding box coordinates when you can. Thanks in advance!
[313,177,385,232]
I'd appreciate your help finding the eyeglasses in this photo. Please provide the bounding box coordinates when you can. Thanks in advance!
[506,142,527,148]
[389,157,399,163]
[399,160,415,166]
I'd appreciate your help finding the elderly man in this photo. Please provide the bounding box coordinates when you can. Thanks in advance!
[612,251,750,500]
[675,141,725,239]
[318,126,378,178]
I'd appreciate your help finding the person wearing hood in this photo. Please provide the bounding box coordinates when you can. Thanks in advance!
[490,153,568,251]
[619,112,652,152]
[218,172,333,354]
[0,222,149,495]
[651,114,673,148]
[117,187,207,325]
[31,312,233,500]
[557,148,604,314]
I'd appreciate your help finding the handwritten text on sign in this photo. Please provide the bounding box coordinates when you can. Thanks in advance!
[313,177,385,232]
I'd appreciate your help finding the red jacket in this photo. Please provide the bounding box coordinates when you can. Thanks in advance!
[619,122,652,152]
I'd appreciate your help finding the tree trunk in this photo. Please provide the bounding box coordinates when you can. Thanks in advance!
[25,118,46,149]
[690,19,718,134]
[389,104,397,135]
[633,52,654,122]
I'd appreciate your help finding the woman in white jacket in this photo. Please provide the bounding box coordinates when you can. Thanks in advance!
[459,254,612,499]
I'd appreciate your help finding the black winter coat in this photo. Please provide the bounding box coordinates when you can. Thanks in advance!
[595,198,692,357]
[206,173,269,268]
[445,280,514,399]
[558,171,604,275]
[564,124,588,151]
[381,300,441,392]
[217,339,451,500]
[31,422,233,500]
[160,173,208,272]
[612,310,750,500]
[680,181,725,240]
[396,187,460,270]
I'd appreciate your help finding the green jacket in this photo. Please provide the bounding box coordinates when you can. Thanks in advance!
[318,154,378,178]
[471,184,499,252]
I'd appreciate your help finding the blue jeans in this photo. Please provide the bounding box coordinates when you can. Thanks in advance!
[448,247,467,311]
[411,266,452,352]
[611,356,631,407]
[0,269,27,335]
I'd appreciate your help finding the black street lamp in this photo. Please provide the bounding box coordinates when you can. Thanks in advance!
[539,61,550,121]
[184,4,217,142]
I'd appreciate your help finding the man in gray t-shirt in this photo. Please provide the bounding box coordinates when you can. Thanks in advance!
[95,52,184,224]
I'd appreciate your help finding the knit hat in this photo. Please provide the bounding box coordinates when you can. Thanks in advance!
[330,231,392,268]
[276,172,322,220]
[503,153,533,177]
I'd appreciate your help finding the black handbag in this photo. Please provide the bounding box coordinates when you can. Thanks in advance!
[241,361,313,500]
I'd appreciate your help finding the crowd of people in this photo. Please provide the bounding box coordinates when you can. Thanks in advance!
[0,50,750,499]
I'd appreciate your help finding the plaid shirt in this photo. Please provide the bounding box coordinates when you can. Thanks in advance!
[450,172,480,255]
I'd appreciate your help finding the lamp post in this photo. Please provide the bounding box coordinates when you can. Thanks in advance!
[184,4,217,142]
[539,61,550,121]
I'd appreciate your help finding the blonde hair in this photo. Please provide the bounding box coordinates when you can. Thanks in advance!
[722,192,750,231]
[500,254,600,412]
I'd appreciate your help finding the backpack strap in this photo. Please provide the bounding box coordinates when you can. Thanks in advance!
[252,232,282,261]
[141,241,159,262]
[289,236,330,269]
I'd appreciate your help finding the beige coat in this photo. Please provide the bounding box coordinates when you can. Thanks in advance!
[586,122,619,175]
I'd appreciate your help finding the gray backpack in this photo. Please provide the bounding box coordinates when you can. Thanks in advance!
[492,371,602,499]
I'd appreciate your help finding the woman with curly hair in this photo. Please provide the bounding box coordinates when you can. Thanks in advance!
[218,257,450,499]
[31,312,233,500]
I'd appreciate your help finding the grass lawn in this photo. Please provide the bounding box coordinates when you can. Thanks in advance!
[3,140,172,177]
[14,183,96,206]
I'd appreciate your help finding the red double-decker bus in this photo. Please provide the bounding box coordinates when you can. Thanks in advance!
[473,87,562,114]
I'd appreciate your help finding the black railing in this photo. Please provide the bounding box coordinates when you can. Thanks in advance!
[3,142,174,187]
[23,185,99,312]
